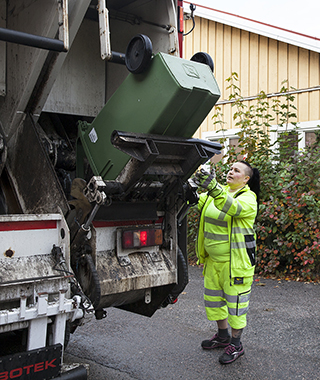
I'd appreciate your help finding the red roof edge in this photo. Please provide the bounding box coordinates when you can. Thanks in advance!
[184,1,320,42]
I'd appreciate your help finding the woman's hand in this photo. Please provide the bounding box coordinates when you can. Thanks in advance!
[194,168,217,191]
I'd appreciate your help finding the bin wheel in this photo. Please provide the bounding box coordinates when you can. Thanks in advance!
[190,52,214,72]
[125,34,153,74]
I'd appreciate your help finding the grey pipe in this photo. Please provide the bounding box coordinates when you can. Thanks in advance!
[0,27,65,52]
[217,86,320,105]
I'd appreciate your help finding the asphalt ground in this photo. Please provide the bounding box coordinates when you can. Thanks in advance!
[65,265,320,379]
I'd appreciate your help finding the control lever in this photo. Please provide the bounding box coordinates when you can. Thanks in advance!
[71,176,107,252]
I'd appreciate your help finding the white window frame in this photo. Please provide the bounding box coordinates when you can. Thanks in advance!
[202,120,320,161]
[202,128,241,160]
[270,120,320,151]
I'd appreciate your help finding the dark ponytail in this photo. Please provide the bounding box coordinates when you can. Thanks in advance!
[240,161,260,215]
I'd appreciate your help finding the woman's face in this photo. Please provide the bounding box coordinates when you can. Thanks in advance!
[226,162,250,190]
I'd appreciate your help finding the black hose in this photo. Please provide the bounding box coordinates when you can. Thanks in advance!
[183,4,196,37]
[54,366,87,380]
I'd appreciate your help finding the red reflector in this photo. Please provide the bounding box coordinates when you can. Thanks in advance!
[122,231,133,249]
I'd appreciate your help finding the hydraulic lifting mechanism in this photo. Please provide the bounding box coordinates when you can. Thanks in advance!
[63,34,222,319]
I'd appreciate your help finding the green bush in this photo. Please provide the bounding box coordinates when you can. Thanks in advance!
[187,73,320,281]
[256,146,320,280]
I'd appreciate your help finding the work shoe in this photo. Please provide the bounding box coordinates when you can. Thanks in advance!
[219,343,244,364]
[201,333,231,349]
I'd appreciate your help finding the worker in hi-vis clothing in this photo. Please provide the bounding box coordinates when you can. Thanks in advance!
[193,161,260,364]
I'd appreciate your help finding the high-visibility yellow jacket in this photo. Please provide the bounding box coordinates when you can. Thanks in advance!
[196,184,257,278]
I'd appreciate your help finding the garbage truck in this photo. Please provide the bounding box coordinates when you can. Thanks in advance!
[0,1,221,378]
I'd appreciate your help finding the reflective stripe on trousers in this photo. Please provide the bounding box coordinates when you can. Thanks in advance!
[204,288,251,316]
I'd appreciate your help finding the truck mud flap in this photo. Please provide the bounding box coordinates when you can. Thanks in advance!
[0,344,62,380]
[0,343,87,380]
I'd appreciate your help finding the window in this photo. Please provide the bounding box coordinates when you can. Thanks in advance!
[278,131,299,159]
[270,121,320,152]
[305,132,317,146]
[203,120,320,163]
[203,129,243,164]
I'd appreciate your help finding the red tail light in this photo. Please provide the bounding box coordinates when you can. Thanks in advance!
[122,228,163,249]
[178,6,184,33]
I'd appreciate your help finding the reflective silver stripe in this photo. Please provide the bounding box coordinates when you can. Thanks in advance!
[238,293,251,303]
[217,210,226,220]
[205,300,227,308]
[204,288,223,297]
[231,241,247,249]
[224,294,238,303]
[228,305,249,316]
[204,231,229,241]
[246,240,256,249]
[232,227,255,235]
[221,195,233,215]
[204,289,249,304]
[234,202,243,216]
[204,216,228,228]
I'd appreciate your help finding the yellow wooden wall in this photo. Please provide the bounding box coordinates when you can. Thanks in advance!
[184,17,320,138]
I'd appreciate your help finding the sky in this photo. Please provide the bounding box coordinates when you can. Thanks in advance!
[188,0,320,38]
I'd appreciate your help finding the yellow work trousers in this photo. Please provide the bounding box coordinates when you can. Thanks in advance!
[203,258,253,329]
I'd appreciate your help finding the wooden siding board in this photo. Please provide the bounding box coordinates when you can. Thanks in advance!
[214,22,224,89]
[221,24,233,130]
[200,18,209,132]
[298,48,309,121]
[249,33,259,96]
[288,45,299,124]
[309,51,320,121]
[259,36,268,92]
[288,45,299,88]
[183,19,193,60]
[231,28,241,83]
[184,17,320,135]
[309,51,320,87]
[268,39,278,94]
[278,42,288,90]
[222,24,231,100]
[308,91,320,121]
[208,21,216,74]
[193,16,201,56]
[240,30,250,97]
[200,17,208,52]
[216,23,232,130]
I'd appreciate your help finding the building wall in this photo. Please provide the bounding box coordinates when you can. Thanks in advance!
[184,16,320,138]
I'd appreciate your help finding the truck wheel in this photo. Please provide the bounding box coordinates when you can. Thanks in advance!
[162,247,188,307]
[125,34,153,74]
[75,253,101,309]
[190,52,214,72]
[171,246,189,298]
